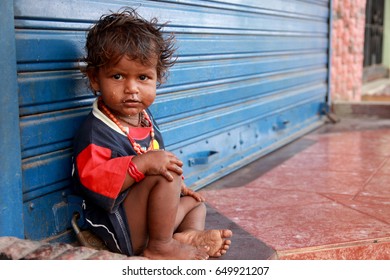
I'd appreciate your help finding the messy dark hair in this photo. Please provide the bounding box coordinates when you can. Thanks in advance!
[84,8,176,84]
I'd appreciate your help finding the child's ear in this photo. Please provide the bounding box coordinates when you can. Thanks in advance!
[87,69,100,92]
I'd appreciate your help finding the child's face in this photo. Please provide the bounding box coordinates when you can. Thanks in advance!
[89,55,157,117]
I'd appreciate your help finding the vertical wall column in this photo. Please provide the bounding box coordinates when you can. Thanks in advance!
[383,0,390,69]
[327,0,334,106]
[0,0,24,237]
[331,0,367,101]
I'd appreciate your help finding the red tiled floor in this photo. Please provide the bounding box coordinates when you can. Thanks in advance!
[323,193,390,224]
[277,239,390,260]
[201,118,390,259]
[250,169,370,195]
[361,174,390,197]
[276,153,387,173]
[377,159,390,174]
[203,186,390,251]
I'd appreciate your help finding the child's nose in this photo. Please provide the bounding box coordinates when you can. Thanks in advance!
[124,79,139,94]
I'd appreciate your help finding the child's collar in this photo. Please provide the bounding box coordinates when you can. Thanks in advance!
[92,99,126,136]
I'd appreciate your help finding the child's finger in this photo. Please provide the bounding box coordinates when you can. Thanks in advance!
[163,151,183,166]
[162,170,174,181]
[187,190,205,202]
[167,164,183,175]
[195,193,205,202]
[169,156,183,167]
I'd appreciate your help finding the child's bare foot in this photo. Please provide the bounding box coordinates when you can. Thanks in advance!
[143,239,209,260]
[173,229,232,258]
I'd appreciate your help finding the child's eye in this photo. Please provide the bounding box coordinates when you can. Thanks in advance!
[139,75,148,81]
[112,74,123,80]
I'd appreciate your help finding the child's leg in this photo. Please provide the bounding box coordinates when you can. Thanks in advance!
[174,196,206,231]
[122,174,209,260]
[174,196,233,258]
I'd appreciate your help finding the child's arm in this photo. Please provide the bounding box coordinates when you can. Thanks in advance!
[123,150,205,202]
[121,150,185,191]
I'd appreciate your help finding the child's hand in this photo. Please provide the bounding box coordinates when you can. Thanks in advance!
[134,150,184,182]
[181,183,205,202]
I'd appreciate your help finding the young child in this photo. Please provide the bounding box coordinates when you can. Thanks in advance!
[72,8,232,260]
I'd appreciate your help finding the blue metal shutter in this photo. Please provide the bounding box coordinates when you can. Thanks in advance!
[14,0,330,241]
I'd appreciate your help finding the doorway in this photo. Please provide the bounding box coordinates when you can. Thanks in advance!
[363,0,387,81]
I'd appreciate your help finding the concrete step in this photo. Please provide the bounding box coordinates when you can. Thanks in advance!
[332,100,390,119]
[362,78,390,101]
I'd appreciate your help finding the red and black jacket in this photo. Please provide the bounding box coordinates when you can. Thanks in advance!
[72,100,164,212]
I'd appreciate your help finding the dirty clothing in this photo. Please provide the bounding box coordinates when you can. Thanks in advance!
[72,99,164,255]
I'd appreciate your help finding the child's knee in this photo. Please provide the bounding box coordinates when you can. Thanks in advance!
[156,172,182,194]
[197,202,207,214]
[183,197,206,213]
[171,172,183,185]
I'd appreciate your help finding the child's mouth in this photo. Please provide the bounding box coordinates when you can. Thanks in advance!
[123,99,140,106]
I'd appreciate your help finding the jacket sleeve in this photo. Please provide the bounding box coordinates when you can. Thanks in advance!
[75,143,133,211]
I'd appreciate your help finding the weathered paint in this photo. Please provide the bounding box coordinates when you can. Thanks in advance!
[0,0,24,237]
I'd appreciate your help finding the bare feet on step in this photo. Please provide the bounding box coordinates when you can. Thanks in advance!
[173,229,232,258]
[143,239,209,260]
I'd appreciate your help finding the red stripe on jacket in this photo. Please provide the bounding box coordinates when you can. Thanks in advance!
[76,143,132,199]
